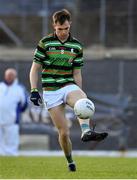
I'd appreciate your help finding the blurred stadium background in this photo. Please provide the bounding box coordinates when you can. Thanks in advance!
[0,0,137,154]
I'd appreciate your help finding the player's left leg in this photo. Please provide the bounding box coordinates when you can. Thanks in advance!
[66,89,90,130]
[66,89,108,142]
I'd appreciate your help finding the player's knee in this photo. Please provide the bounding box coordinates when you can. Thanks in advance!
[59,129,70,140]
[77,90,87,99]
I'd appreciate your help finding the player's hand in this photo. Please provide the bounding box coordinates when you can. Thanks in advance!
[30,88,42,106]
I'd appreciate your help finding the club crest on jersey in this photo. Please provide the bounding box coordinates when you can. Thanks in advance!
[71,48,74,53]
[61,49,64,54]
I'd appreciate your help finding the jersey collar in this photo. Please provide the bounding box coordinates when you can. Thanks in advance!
[54,32,72,44]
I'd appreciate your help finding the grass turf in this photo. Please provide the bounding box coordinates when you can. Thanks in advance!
[0,156,137,179]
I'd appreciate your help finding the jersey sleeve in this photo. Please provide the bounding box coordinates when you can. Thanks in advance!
[72,47,84,69]
[33,40,46,65]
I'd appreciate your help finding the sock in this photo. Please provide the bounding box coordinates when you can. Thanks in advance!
[81,123,90,133]
[79,119,90,133]
[66,154,73,163]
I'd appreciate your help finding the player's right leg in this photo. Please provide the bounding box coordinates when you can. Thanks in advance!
[48,104,76,171]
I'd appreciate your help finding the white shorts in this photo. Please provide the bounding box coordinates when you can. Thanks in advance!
[43,84,81,110]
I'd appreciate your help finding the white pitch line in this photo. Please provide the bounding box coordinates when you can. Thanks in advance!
[19,150,137,158]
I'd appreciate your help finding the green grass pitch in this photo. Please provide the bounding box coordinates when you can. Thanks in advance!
[0,156,137,179]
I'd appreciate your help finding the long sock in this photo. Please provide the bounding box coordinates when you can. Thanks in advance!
[65,154,73,163]
[78,119,90,133]
[81,123,90,133]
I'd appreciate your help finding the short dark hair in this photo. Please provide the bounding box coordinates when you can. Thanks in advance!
[52,9,71,25]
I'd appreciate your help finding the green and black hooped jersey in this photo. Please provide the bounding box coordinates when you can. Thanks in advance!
[33,33,84,91]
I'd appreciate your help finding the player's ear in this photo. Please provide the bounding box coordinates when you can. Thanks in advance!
[52,23,56,30]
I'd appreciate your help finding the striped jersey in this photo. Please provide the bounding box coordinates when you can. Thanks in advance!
[33,33,84,91]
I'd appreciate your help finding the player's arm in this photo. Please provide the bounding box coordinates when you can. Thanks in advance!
[73,69,82,89]
[29,62,42,106]
[29,62,41,89]
[30,38,45,89]
[72,45,83,89]
[30,39,46,106]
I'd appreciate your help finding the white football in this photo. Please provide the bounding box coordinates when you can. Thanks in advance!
[74,98,95,119]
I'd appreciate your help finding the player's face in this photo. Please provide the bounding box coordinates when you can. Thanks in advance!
[53,20,71,41]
